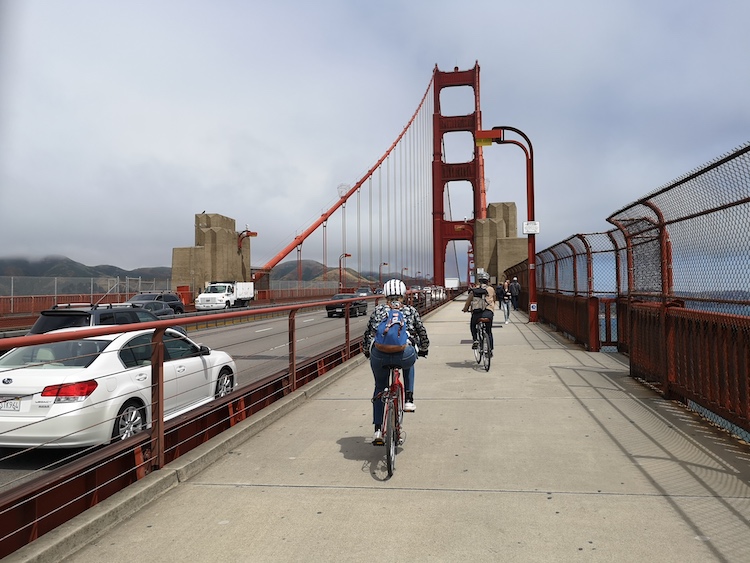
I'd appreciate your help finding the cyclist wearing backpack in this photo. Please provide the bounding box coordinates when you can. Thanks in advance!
[462,271,496,354]
[363,278,429,445]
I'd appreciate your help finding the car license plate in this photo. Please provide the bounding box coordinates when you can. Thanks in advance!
[0,397,21,412]
[336,308,344,313]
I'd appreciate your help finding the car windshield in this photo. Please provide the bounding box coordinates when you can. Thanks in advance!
[205,285,228,293]
[332,294,354,300]
[0,339,110,368]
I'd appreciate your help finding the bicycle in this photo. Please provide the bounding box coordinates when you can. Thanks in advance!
[473,317,492,371]
[372,364,405,477]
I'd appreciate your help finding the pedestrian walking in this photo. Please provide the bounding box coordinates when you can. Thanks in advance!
[509,277,521,311]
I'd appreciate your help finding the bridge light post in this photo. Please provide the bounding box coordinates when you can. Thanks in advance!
[237,227,258,281]
[401,267,408,281]
[338,253,351,291]
[475,126,538,322]
[379,262,389,285]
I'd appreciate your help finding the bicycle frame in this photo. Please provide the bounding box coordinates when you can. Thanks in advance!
[474,318,491,371]
[380,365,405,477]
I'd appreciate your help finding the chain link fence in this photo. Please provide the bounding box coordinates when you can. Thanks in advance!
[0,276,172,315]
[513,142,750,434]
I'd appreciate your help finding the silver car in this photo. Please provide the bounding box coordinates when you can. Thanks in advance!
[0,328,237,448]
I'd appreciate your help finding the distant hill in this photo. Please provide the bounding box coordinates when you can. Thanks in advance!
[0,256,172,279]
[272,259,378,284]
[0,256,388,285]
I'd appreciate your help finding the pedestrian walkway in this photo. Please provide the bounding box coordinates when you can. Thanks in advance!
[11,300,750,562]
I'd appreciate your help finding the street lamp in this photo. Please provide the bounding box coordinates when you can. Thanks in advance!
[475,126,537,322]
[401,267,408,281]
[378,262,389,285]
[338,253,351,291]
[237,227,258,281]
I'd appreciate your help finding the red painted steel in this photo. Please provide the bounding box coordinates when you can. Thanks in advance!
[432,63,484,287]
[0,293,451,558]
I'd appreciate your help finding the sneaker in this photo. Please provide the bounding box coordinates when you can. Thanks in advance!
[472,341,479,349]
[505,320,510,324]
[404,401,416,412]
[372,429,384,446]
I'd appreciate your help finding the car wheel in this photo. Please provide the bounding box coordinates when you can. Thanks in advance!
[327,312,333,318]
[215,368,234,398]
[111,400,146,442]
[224,301,231,309]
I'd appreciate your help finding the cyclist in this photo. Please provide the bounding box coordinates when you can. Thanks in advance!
[462,272,496,355]
[363,278,429,445]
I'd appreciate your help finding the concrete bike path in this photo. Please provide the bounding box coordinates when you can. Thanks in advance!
[11,299,750,562]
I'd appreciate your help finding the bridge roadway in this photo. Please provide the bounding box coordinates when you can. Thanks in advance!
[8,299,750,562]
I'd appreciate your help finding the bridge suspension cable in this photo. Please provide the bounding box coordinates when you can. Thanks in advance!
[257,74,435,288]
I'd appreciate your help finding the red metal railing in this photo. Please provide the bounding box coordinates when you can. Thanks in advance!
[0,292,448,558]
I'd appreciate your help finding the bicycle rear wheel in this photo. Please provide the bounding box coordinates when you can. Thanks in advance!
[482,330,491,371]
[385,397,397,477]
[473,328,482,363]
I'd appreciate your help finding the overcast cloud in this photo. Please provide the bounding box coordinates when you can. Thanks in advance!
[1,0,748,271]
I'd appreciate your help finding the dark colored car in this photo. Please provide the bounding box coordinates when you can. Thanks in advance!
[325,294,367,318]
[28,303,187,336]
[127,292,185,314]
[135,301,175,317]
[355,287,374,297]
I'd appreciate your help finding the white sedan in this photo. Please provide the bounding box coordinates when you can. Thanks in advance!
[0,328,237,448]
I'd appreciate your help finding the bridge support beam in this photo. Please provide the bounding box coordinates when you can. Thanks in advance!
[432,62,486,287]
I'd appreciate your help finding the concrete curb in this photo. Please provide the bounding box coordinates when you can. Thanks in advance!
[6,354,368,563]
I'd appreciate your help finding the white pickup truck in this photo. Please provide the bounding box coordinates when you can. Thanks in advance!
[195,281,254,311]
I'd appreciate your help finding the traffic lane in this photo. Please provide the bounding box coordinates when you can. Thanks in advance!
[190,311,369,387]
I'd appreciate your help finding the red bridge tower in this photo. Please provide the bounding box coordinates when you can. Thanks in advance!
[431,62,486,287]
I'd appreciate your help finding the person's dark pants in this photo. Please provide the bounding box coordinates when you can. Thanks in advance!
[370,345,416,425]
[470,309,494,350]
[511,295,519,311]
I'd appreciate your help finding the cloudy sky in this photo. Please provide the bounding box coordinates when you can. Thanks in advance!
[1,0,748,271]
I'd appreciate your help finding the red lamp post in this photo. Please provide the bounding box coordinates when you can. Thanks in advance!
[378,262,389,285]
[338,253,351,291]
[475,126,538,322]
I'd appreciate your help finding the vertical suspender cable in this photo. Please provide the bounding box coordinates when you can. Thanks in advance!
[386,157,391,269]
[368,177,373,281]
[357,188,361,284]
[379,167,383,274]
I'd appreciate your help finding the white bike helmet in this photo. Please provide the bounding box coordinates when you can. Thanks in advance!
[477,271,490,283]
[383,278,407,298]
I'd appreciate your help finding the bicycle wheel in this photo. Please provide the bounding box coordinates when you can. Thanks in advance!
[482,329,491,371]
[385,396,397,477]
[473,327,482,363]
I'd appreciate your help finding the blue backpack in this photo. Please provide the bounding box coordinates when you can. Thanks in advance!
[374,307,409,353]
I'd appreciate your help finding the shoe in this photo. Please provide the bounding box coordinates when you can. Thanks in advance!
[404,401,416,412]
[372,429,384,446]
[472,341,478,349]
[506,320,510,324]
[488,350,493,358]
